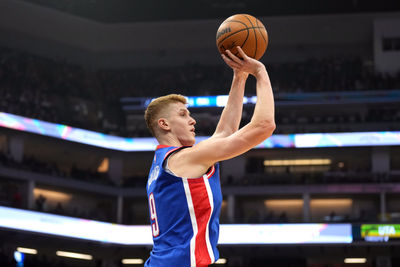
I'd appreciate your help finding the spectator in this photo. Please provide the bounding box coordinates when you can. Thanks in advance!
[35,194,46,211]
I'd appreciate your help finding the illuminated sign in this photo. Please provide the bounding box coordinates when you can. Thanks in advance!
[361,224,400,242]
[1,112,399,151]
[0,206,352,245]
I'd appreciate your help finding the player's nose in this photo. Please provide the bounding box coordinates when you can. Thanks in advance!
[189,116,196,125]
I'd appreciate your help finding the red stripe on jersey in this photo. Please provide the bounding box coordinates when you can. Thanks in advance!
[188,179,212,266]
[156,145,171,150]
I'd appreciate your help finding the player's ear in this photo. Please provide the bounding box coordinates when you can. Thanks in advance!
[158,118,170,131]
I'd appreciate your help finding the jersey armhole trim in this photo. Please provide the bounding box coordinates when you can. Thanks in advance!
[156,145,171,150]
[163,146,216,179]
[203,165,216,179]
[163,146,186,160]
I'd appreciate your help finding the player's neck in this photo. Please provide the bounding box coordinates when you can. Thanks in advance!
[157,133,182,148]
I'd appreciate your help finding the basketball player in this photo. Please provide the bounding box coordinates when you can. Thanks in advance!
[144,47,275,267]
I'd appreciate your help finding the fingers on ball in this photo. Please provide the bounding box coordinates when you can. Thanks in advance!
[225,49,242,64]
[236,46,247,59]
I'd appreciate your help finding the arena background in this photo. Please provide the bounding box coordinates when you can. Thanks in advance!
[1,0,400,266]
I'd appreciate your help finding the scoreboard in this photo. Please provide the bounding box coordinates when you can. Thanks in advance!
[360,224,400,242]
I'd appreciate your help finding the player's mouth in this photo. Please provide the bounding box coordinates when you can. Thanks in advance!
[190,128,196,135]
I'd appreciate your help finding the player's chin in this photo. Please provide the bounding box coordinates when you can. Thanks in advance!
[182,136,196,146]
[189,138,196,146]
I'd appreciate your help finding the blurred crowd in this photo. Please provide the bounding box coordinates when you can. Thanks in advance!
[223,170,399,186]
[0,150,113,186]
[0,151,116,223]
[1,147,398,191]
[1,46,400,137]
[117,105,400,137]
[1,45,399,225]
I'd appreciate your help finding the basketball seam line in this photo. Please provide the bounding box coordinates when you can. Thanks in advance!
[256,19,267,44]
[216,27,264,47]
[223,19,248,26]
[243,15,257,59]
[255,19,267,59]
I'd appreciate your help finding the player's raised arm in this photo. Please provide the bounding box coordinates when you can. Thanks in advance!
[212,69,248,138]
[169,47,275,176]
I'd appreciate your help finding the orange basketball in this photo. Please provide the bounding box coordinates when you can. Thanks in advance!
[216,14,268,60]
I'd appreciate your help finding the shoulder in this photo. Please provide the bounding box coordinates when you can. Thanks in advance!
[171,137,220,161]
[174,135,234,164]
[167,141,217,178]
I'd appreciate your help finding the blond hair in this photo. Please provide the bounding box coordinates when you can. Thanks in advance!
[144,94,187,136]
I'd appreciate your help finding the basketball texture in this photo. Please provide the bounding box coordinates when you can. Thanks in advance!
[216,14,268,60]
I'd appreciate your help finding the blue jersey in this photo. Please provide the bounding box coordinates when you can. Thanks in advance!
[145,145,222,267]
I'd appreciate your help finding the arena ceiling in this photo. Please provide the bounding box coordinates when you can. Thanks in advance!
[20,0,400,23]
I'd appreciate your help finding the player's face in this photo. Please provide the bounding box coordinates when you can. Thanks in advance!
[167,102,196,146]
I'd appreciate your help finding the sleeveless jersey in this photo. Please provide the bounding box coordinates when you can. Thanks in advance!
[144,145,222,267]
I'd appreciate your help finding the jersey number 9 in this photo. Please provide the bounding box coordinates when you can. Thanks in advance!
[149,193,160,237]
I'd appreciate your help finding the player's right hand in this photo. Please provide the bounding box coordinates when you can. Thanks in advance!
[221,46,266,78]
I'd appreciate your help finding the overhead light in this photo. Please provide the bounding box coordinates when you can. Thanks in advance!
[264,159,331,166]
[98,158,109,173]
[311,199,352,207]
[17,247,37,255]
[122,258,144,264]
[34,188,72,202]
[215,258,227,264]
[344,258,367,263]
[264,199,303,208]
[56,251,93,260]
